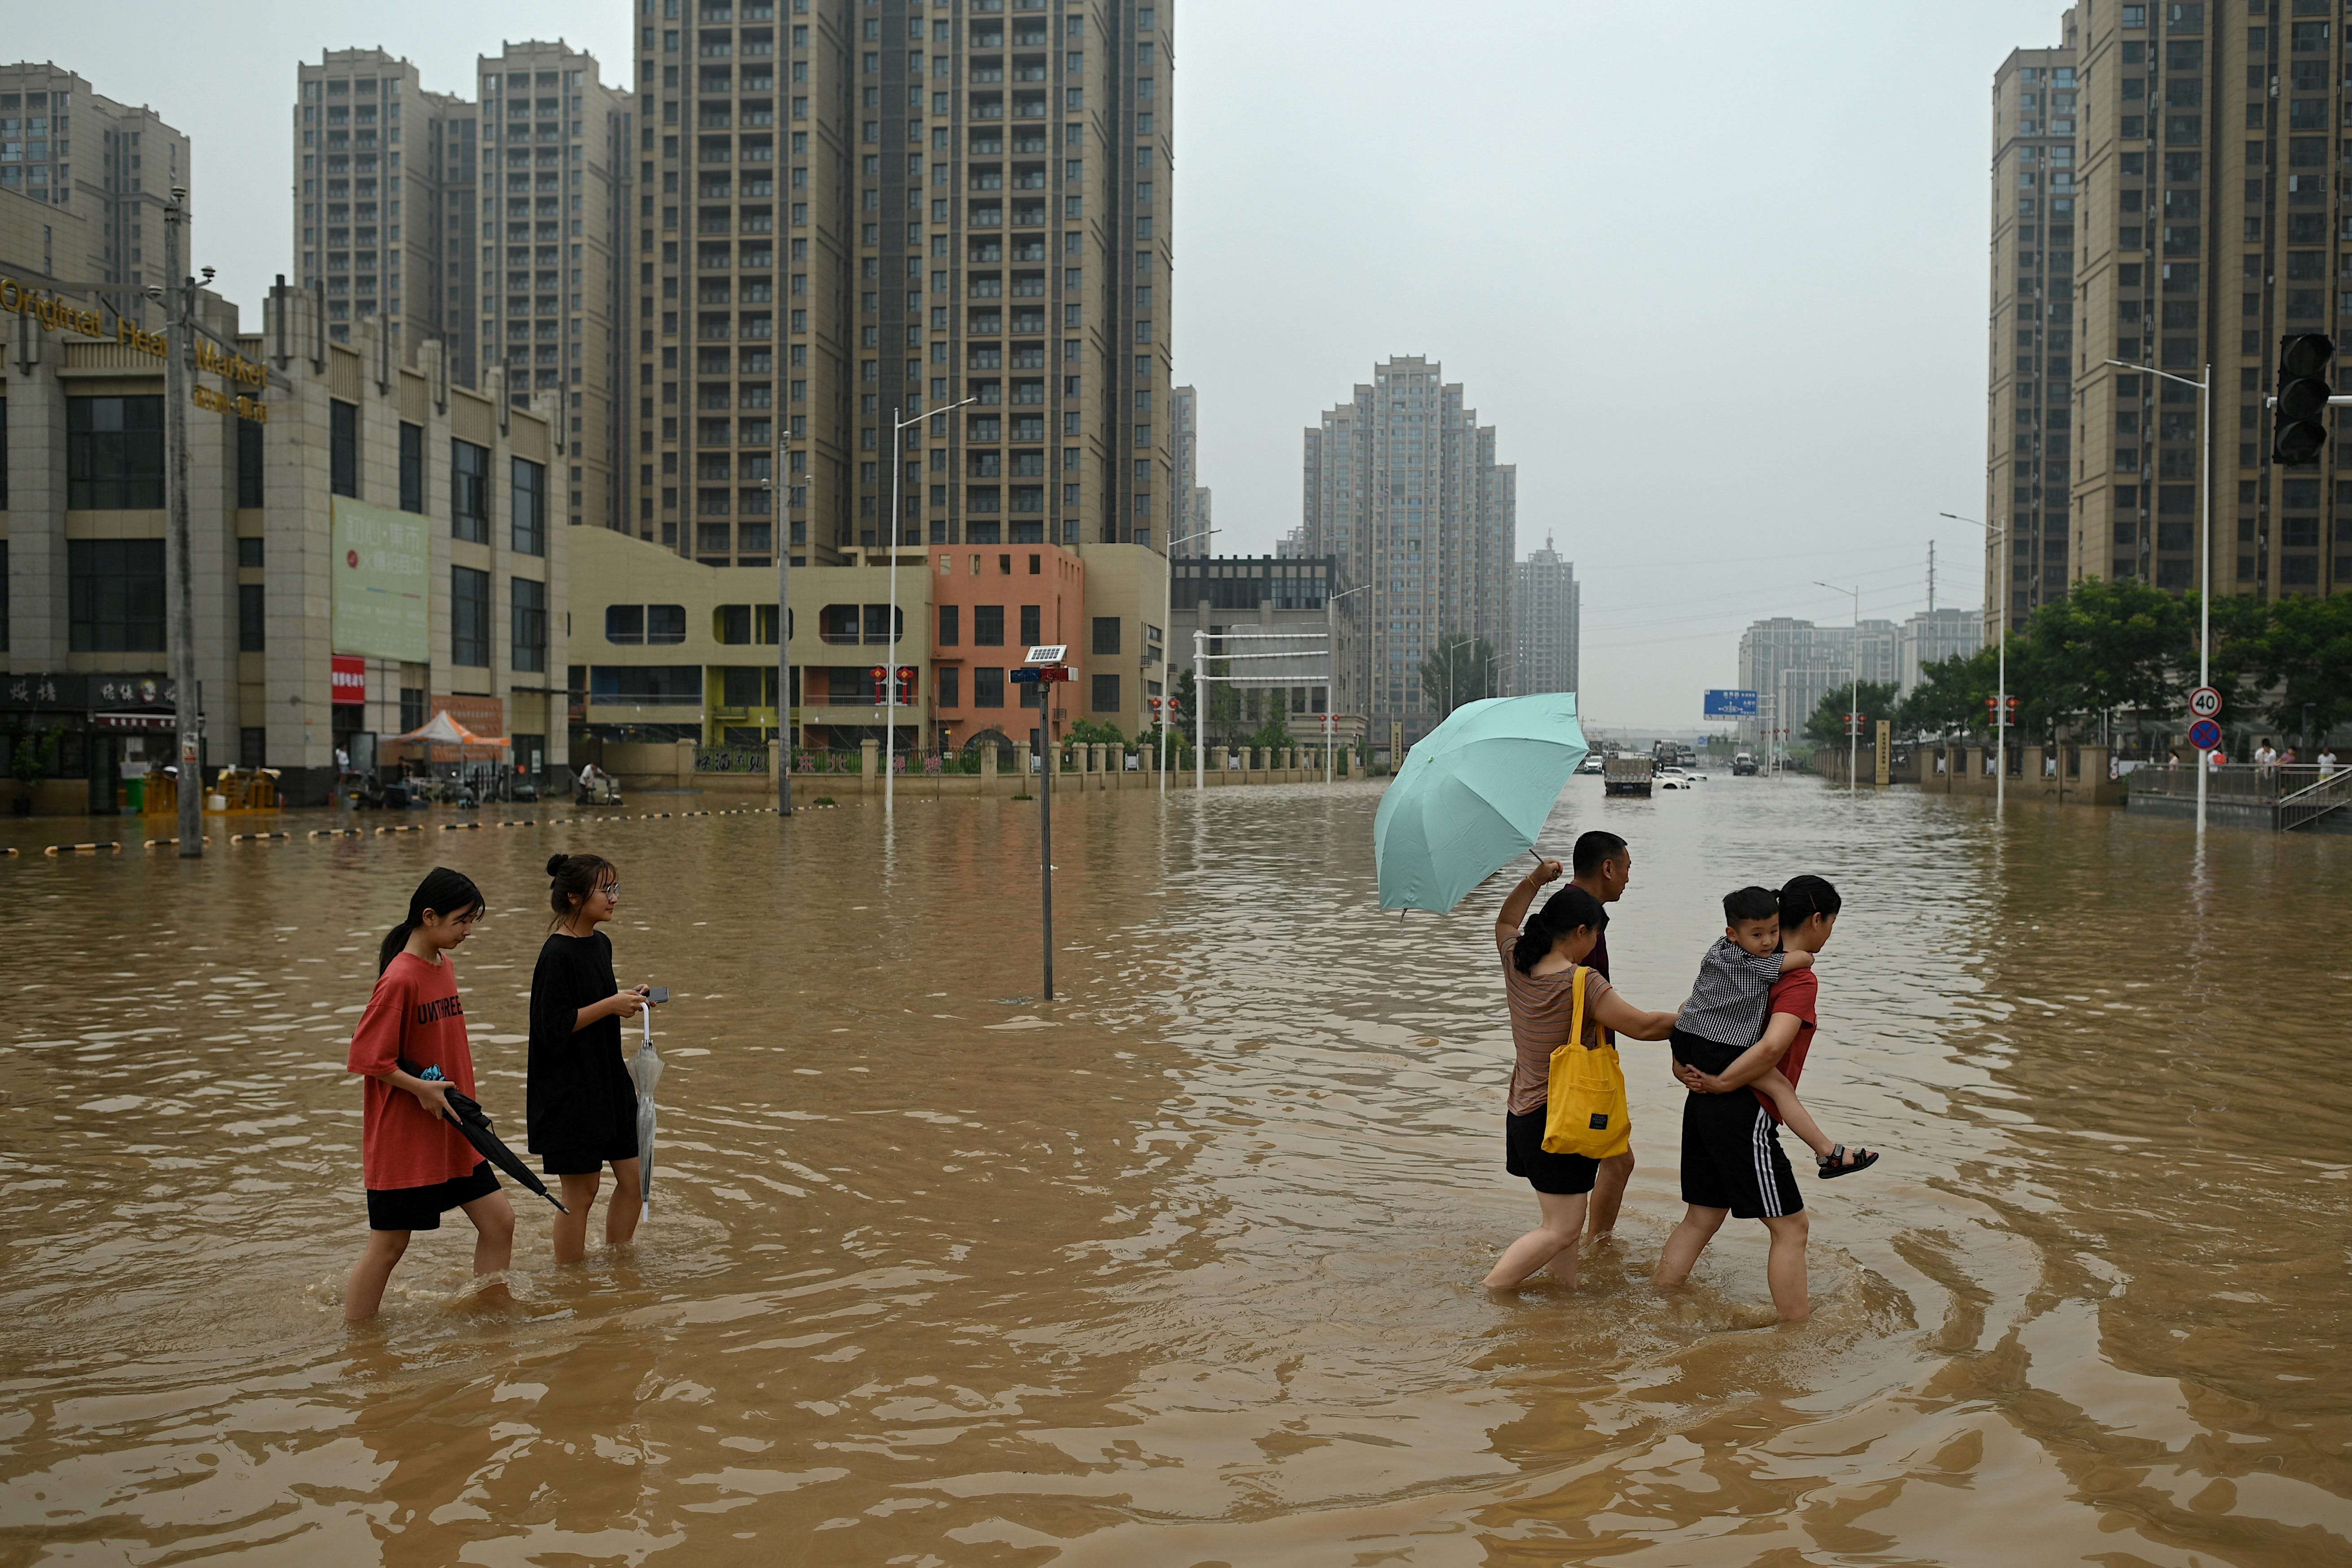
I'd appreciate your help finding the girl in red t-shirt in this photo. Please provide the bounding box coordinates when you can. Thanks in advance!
[342,867,516,1322]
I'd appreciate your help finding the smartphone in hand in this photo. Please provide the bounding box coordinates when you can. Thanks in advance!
[646,987,670,1005]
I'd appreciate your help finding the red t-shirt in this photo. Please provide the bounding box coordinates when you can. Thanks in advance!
[346,952,482,1191]
[1753,966,1819,1123]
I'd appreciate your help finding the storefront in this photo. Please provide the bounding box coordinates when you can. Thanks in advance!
[1,672,188,815]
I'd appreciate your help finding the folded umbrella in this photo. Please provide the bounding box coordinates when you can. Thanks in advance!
[1372,692,1589,914]
[401,1059,569,1213]
[629,1005,664,1213]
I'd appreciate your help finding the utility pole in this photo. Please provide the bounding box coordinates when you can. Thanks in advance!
[163,189,202,858]
[772,419,793,816]
[1927,540,1936,612]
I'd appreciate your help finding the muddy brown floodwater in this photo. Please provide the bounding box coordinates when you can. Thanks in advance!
[0,778,2346,1566]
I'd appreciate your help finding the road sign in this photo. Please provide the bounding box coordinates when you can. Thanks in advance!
[1038,665,1073,683]
[1703,688,1759,718]
[1009,668,1043,685]
[1024,644,1068,667]
[2188,685,2222,720]
[2189,718,2223,751]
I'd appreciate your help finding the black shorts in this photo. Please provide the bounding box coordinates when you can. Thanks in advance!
[1505,1107,1600,1196]
[366,1162,500,1232]
[541,1135,641,1177]
[1679,1091,1804,1219]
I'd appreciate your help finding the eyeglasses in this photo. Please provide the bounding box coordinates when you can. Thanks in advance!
[598,883,621,898]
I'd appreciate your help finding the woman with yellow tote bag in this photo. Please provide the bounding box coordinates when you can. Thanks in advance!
[1487,862,1680,1292]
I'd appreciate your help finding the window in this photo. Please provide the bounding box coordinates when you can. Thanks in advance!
[938,603,960,645]
[399,421,424,511]
[237,536,264,569]
[512,576,548,672]
[68,539,166,651]
[973,665,1005,707]
[607,604,646,644]
[938,665,960,707]
[512,457,546,554]
[400,687,428,733]
[1091,672,1119,713]
[237,419,266,509]
[975,604,1005,645]
[66,395,165,509]
[648,604,688,644]
[590,665,703,704]
[452,566,491,666]
[1091,615,1120,655]
[330,400,359,497]
[1019,604,1042,646]
[452,439,490,542]
[238,583,266,651]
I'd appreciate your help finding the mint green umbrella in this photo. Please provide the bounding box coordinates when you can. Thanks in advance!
[1373,693,1589,913]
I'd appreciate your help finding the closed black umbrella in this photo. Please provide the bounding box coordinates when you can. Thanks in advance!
[402,1060,569,1213]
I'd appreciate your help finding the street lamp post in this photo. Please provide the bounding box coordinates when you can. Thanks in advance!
[1439,636,1477,721]
[160,191,204,857]
[1158,522,1213,795]
[1326,583,1367,784]
[770,397,795,815]
[1814,582,1860,795]
[885,397,976,818]
[1939,511,2010,813]
[2105,358,2211,839]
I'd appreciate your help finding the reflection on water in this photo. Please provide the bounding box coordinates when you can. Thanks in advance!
[1,781,2346,1565]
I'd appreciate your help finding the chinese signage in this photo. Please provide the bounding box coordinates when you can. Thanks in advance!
[3,673,176,712]
[1703,688,1759,718]
[331,655,367,707]
[332,498,430,664]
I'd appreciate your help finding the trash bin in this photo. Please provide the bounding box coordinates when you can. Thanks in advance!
[126,777,145,812]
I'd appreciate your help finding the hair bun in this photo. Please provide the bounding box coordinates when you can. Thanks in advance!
[545,853,568,877]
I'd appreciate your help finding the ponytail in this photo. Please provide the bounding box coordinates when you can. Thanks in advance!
[379,866,487,972]
[1513,884,1606,974]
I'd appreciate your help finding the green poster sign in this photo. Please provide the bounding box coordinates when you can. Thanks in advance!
[331,498,429,663]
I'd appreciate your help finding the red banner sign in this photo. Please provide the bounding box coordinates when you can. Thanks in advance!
[331,655,366,706]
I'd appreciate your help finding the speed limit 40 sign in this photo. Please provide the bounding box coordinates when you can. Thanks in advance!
[2188,686,2222,720]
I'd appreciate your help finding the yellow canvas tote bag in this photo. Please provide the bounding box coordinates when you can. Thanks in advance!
[1540,966,1632,1159]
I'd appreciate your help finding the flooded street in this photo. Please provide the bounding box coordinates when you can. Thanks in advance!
[1,779,2346,1566]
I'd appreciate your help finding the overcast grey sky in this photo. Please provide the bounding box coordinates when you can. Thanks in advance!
[43,0,2062,730]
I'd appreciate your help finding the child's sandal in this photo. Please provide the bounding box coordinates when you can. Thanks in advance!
[1817,1144,1879,1179]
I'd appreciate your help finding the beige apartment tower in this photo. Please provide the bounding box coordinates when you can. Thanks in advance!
[473,43,633,535]
[1995,2,2348,610]
[1301,356,1515,742]
[0,63,188,305]
[631,0,1174,568]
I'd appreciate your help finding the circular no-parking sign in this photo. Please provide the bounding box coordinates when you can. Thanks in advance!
[2189,718,2223,751]
[2188,686,2223,720]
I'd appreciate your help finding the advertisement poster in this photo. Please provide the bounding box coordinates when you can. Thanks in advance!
[331,498,429,664]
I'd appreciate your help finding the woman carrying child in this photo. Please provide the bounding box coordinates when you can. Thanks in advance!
[344,867,515,1322]
[1486,859,1681,1292]
[528,852,651,1264]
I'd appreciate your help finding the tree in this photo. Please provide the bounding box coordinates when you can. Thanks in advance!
[2011,577,2192,733]
[1419,638,1499,717]
[1802,680,1898,751]
[1898,647,1999,739]
[2236,590,2352,743]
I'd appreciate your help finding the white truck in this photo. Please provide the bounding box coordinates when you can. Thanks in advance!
[1603,754,1654,797]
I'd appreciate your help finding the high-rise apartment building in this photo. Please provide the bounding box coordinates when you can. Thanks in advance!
[632,0,1174,569]
[1513,535,1579,697]
[1301,355,1515,740]
[0,64,188,300]
[1897,606,1987,697]
[473,43,633,534]
[293,50,475,367]
[1171,382,1210,555]
[1996,2,2349,610]
[1988,18,2082,625]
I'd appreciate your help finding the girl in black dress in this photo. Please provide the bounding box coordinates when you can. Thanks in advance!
[529,852,651,1263]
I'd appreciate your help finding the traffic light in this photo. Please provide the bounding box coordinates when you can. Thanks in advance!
[894,665,916,703]
[870,665,888,703]
[2273,334,2334,466]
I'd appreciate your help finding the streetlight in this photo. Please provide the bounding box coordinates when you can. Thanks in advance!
[884,396,977,818]
[1439,635,1477,721]
[1326,583,1367,784]
[1939,511,2010,813]
[2107,356,2210,839]
[1814,581,1860,795]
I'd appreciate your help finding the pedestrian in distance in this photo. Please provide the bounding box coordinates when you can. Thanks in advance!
[2254,738,2278,773]
[343,867,515,1323]
[1565,830,1638,1243]
[1655,876,1862,1322]
[529,853,650,1265]
[2321,747,2340,777]
[1485,861,1680,1293]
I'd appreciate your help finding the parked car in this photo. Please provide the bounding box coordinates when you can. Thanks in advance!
[1732,751,1758,776]
[1578,755,1606,775]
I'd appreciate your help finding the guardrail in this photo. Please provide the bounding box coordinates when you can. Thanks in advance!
[2278,769,2351,833]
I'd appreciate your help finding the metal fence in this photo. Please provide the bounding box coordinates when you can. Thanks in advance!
[2124,764,2329,804]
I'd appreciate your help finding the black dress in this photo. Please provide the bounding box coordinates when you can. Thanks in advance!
[527,930,641,1176]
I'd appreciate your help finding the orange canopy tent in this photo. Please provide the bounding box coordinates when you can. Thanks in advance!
[386,710,513,764]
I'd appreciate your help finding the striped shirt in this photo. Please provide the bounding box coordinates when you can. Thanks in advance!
[1497,934,1617,1117]
[1673,937,1785,1047]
